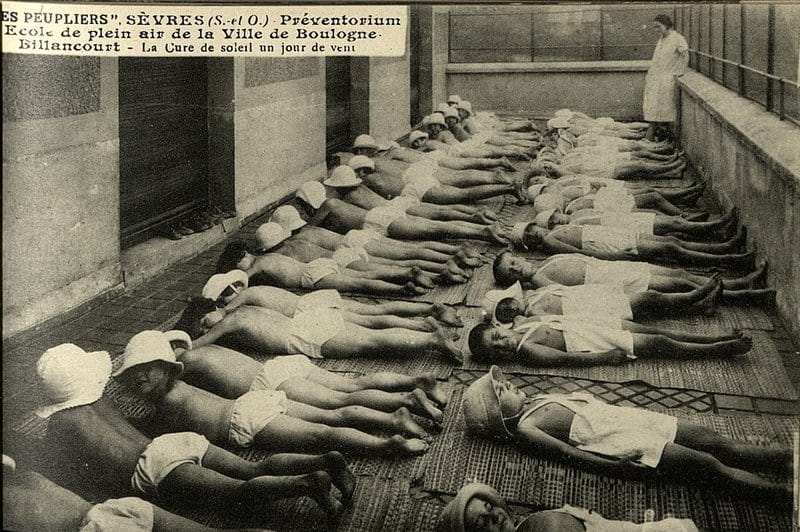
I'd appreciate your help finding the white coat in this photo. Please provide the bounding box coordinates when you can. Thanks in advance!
[643,30,689,122]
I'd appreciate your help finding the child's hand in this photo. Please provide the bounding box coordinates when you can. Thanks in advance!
[604,348,630,366]
[618,449,645,461]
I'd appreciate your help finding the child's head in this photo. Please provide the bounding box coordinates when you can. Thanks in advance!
[296,181,327,212]
[217,241,252,274]
[462,366,526,438]
[114,330,189,400]
[467,323,517,362]
[409,130,429,150]
[436,482,515,532]
[202,270,249,306]
[492,251,531,287]
[175,298,222,340]
[493,297,525,324]
[352,134,379,158]
[348,155,375,179]
[522,224,547,249]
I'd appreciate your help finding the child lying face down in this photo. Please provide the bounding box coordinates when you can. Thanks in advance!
[467,310,752,368]
[176,296,465,364]
[115,330,433,457]
[2,454,230,532]
[436,482,702,532]
[35,344,354,521]
[462,367,792,503]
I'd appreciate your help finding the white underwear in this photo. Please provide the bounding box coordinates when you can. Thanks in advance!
[130,433,209,496]
[228,390,288,448]
[250,355,316,392]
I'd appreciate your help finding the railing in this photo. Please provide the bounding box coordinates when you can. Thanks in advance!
[676,3,799,126]
[689,50,800,127]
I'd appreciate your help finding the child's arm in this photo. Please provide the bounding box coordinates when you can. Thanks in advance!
[520,345,629,367]
[192,318,235,349]
[308,201,332,227]
[542,235,583,255]
[515,423,648,479]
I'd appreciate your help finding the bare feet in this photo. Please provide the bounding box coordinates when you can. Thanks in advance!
[500,156,517,172]
[404,388,444,422]
[385,434,429,456]
[403,282,428,295]
[432,303,464,327]
[323,451,356,503]
[437,271,469,285]
[487,224,511,245]
[412,266,436,289]
[392,406,432,440]
[445,259,470,278]
[720,336,753,357]
[455,249,483,268]
[304,471,344,517]
[420,316,439,332]
[493,170,512,184]
[432,323,464,364]
[696,274,722,316]
[746,257,769,288]
[414,373,449,407]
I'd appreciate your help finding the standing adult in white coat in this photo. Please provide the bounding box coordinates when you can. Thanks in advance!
[643,14,689,142]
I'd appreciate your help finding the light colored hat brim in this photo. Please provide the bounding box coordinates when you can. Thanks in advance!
[323,177,363,188]
[112,330,191,378]
[284,217,307,231]
[436,482,509,532]
[36,350,111,418]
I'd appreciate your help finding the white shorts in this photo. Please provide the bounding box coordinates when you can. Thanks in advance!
[600,211,656,235]
[594,187,636,212]
[332,246,369,267]
[584,258,652,294]
[343,229,381,249]
[250,355,316,391]
[80,498,154,532]
[401,166,438,200]
[130,433,209,496]
[560,285,633,321]
[581,226,639,259]
[295,289,343,315]
[228,390,288,448]
[286,309,347,358]
[300,258,340,289]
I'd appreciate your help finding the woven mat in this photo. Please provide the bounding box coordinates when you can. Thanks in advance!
[644,305,775,333]
[463,264,501,307]
[460,309,797,399]
[417,388,796,532]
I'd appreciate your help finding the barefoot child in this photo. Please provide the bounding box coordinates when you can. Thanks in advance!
[35,344,352,521]
[462,366,792,502]
[115,331,432,457]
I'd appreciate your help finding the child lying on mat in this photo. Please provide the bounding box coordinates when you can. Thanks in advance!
[463,366,792,503]
[436,482,702,532]
[502,222,754,270]
[176,297,464,364]
[482,276,725,324]
[35,344,352,521]
[115,331,432,457]
[2,455,232,532]
[202,271,463,333]
[493,252,775,306]
[174,343,447,421]
[467,313,752,367]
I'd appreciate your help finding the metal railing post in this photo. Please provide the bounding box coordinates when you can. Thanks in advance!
[739,6,746,96]
[766,4,775,112]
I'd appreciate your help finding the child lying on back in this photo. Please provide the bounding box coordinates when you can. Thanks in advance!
[462,366,791,504]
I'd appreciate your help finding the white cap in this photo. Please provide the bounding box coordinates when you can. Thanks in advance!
[554,108,573,118]
[296,181,326,210]
[427,113,447,127]
[533,208,558,229]
[526,184,547,199]
[353,134,379,150]
[376,139,400,152]
[202,269,249,301]
[436,103,451,114]
[409,131,429,144]
[456,100,473,114]
[270,205,307,231]
[255,222,291,251]
[481,281,525,325]
[447,94,462,104]
[348,155,375,171]
[324,165,363,188]
[547,117,571,130]
[36,344,111,418]
[443,107,459,119]
[113,330,190,378]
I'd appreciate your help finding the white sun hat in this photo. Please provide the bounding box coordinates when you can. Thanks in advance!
[270,205,307,231]
[323,165,363,188]
[427,113,447,127]
[443,107,460,119]
[296,181,327,210]
[112,330,191,378]
[202,269,249,301]
[447,94,462,105]
[534,208,558,229]
[481,281,525,324]
[435,103,451,114]
[255,222,291,251]
[376,139,400,152]
[348,155,375,171]
[456,100,473,114]
[352,134,379,150]
[36,344,112,418]
[547,117,571,130]
[409,131,429,144]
